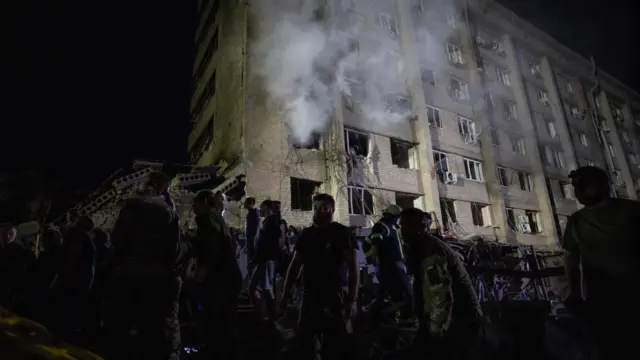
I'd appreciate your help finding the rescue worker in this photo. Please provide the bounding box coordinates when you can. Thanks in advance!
[105,172,188,360]
[399,208,482,360]
[563,166,640,359]
[279,193,359,360]
[248,199,281,322]
[363,204,414,325]
[192,190,242,360]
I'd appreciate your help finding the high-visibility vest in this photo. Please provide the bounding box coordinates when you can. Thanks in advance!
[364,222,404,260]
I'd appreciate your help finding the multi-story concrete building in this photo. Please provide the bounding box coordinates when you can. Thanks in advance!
[188,0,640,249]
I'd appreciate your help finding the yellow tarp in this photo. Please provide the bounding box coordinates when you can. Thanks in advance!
[0,307,103,360]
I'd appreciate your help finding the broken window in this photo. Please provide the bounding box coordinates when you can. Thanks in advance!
[510,137,526,155]
[290,178,322,211]
[525,210,541,234]
[390,138,414,169]
[433,151,449,183]
[439,199,457,231]
[506,208,517,231]
[426,105,442,128]
[291,132,321,150]
[497,167,508,186]
[395,192,418,210]
[517,171,532,191]
[344,128,369,157]
[421,67,436,86]
[496,68,511,86]
[471,202,491,227]
[450,77,469,100]
[348,186,374,215]
[490,129,500,147]
[445,43,464,64]
[343,77,364,113]
[385,94,411,113]
[463,158,484,182]
[377,13,399,35]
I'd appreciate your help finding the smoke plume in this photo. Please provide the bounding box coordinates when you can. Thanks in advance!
[251,0,458,146]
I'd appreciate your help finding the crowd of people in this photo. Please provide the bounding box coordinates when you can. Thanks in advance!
[0,165,638,360]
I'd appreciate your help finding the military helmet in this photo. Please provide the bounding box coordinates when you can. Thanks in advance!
[382,204,402,217]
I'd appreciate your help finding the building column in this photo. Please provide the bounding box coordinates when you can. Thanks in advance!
[540,57,579,171]
[327,101,351,225]
[396,0,441,216]
[458,6,509,241]
[596,92,636,199]
[503,35,558,248]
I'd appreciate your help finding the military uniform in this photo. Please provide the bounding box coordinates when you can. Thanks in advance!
[410,236,482,360]
[194,208,242,360]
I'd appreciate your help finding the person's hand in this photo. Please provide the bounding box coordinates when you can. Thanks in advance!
[343,300,357,319]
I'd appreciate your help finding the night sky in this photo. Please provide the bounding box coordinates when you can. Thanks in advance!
[2,0,638,188]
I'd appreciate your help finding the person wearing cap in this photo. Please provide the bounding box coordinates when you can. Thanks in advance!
[364,204,414,325]
[399,207,482,359]
[563,166,640,359]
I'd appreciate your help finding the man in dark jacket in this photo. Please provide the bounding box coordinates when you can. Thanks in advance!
[248,199,281,322]
[105,172,189,360]
[193,190,242,360]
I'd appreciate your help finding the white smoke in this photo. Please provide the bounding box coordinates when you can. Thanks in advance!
[251,0,459,146]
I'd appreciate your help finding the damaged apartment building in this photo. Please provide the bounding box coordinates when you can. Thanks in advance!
[188,0,640,250]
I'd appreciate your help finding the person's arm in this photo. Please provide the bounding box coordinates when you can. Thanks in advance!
[365,223,384,264]
[426,253,453,337]
[343,228,360,303]
[562,216,582,298]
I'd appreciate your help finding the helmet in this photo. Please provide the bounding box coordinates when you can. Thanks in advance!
[382,204,402,217]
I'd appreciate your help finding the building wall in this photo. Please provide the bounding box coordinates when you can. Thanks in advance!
[188,0,640,247]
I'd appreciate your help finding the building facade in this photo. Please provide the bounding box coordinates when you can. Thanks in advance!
[188,0,640,249]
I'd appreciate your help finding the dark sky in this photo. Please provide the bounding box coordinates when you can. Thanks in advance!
[2,0,638,187]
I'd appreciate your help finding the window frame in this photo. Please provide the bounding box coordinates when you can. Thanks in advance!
[463,158,484,182]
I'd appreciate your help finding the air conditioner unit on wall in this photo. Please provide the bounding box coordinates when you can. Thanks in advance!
[444,171,458,184]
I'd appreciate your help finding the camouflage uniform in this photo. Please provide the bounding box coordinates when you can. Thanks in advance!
[410,236,482,359]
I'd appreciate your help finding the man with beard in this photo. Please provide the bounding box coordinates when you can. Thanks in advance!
[563,166,640,359]
[279,193,359,360]
[399,208,482,360]
[192,190,242,360]
[106,172,188,360]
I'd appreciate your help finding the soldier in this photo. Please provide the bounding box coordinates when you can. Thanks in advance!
[399,208,482,360]
[105,172,188,360]
[192,190,242,360]
[363,204,414,326]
